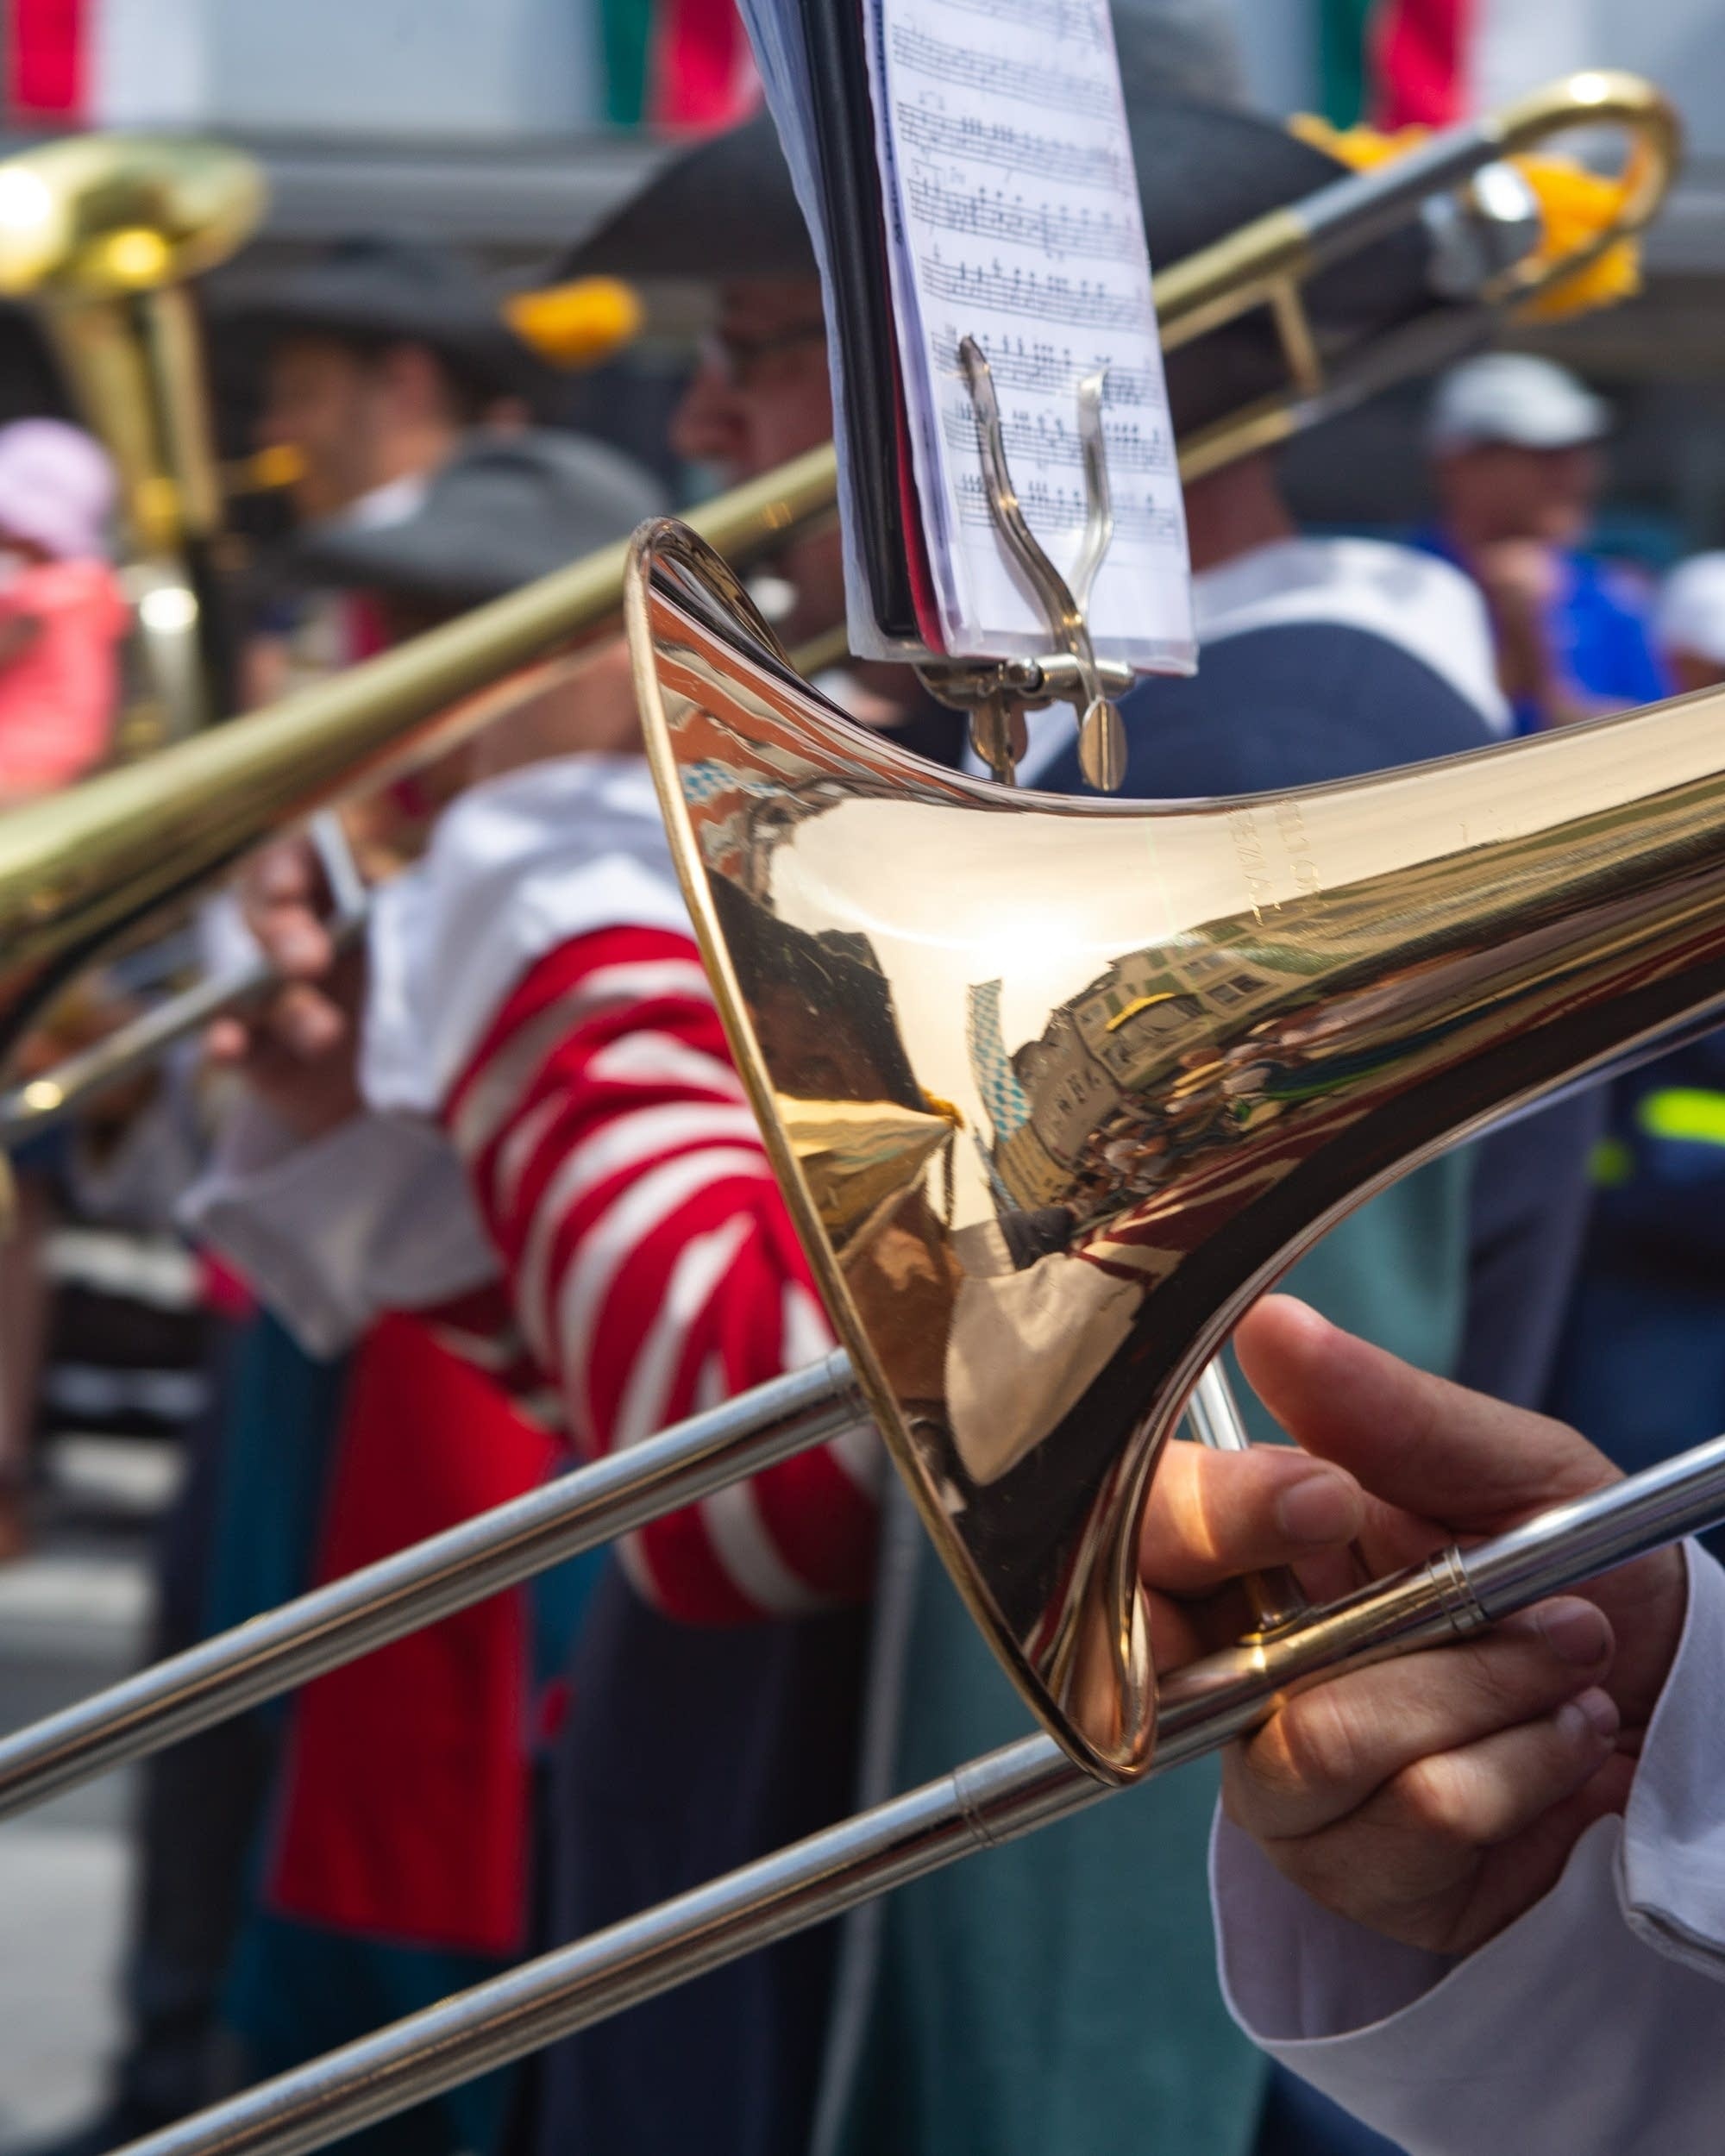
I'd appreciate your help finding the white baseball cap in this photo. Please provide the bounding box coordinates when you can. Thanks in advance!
[1657,553,1725,666]
[1427,353,1611,454]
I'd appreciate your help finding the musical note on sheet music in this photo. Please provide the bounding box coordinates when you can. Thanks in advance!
[935,334,1160,406]
[894,106,1132,191]
[939,404,1173,477]
[955,471,1182,542]
[906,174,1143,266]
[888,25,1110,116]
[863,0,1193,669]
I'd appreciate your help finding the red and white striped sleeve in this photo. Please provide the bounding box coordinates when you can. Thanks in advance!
[429,919,880,1624]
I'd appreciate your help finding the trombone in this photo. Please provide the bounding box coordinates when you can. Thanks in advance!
[0,66,1680,1143]
[39,495,1725,2156]
[0,66,1700,2156]
[0,58,1681,1781]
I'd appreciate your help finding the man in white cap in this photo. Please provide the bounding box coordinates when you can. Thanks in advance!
[1425,351,1667,731]
[1656,550,1725,694]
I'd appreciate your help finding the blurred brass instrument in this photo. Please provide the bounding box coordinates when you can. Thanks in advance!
[0,133,267,743]
[1161,67,1678,477]
[0,72,1709,2156]
[0,68,1679,1141]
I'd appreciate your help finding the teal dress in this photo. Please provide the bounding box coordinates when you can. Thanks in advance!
[826,1161,1472,2156]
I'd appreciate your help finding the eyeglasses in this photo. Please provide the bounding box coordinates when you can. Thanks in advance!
[699,322,827,391]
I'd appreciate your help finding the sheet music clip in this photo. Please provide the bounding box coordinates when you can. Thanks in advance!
[919,335,1132,791]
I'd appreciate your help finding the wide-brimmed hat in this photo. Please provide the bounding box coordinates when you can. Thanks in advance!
[554,91,1434,441]
[555,0,1252,285]
[1127,99,1433,435]
[290,429,666,608]
[212,236,536,401]
[556,114,814,284]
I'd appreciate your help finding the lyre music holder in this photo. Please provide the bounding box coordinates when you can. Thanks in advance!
[919,336,1308,1631]
[919,334,1132,791]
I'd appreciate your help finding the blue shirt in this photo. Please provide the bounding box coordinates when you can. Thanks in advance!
[1417,530,1670,732]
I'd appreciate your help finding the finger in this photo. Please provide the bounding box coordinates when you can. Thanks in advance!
[243,891,334,980]
[263,912,336,980]
[267,984,346,1061]
[1264,1689,1620,1941]
[204,1016,249,1067]
[1226,1597,1615,1840]
[1138,1440,1364,1597]
[252,839,324,907]
[1234,1296,1619,1534]
[242,843,336,976]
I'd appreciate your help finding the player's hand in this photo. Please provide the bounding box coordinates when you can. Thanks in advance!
[1213,1296,1686,1956]
[205,837,365,1139]
[1137,1430,1365,1671]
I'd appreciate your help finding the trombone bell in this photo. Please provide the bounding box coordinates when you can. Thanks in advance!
[629,520,1725,1783]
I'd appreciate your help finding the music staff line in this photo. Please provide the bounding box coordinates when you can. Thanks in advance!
[940,403,1172,475]
[891,23,1112,117]
[933,0,1108,51]
[935,335,1162,407]
[956,471,1182,541]
[894,103,1132,191]
[906,172,1143,266]
[919,255,1154,331]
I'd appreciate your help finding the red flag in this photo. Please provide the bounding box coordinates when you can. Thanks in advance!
[1371,0,1471,129]
[648,0,760,133]
[8,0,88,122]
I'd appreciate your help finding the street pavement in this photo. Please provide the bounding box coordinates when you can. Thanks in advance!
[0,1450,169,2153]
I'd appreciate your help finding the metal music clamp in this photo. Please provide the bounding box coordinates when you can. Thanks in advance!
[919,335,1132,790]
[941,345,1307,1626]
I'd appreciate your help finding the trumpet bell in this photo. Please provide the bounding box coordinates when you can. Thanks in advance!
[630,519,1725,1782]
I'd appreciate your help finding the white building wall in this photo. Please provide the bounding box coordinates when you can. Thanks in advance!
[108,0,604,137]
[1220,0,1320,117]
[1475,0,1725,158]
[92,0,212,126]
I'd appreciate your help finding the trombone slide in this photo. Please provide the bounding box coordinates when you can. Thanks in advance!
[106,1425,1725,2156]
[0,910,369,1149]
[0,1352,862,1822]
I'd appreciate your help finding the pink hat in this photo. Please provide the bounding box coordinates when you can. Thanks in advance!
[0,419,116,561]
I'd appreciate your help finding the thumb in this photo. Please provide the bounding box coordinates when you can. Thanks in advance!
[1233,1295,1618,1537]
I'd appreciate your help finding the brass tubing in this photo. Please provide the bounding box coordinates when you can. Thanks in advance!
[0,618,852,1144]
[1157,69,1678,353]
[0,72,1676,1048]
[104,1430,1725,2156]
[0,1351,862,1822]
[0,910,369,1150]
[0,443,837,1046]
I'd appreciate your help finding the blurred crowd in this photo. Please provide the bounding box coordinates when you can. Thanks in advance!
[0,7,1721,2156]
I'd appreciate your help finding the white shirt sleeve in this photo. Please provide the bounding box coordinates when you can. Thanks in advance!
[361,754,687,1118]
[176,756,689,1359]
[1212,1543,1725,2154]
[179,1096,499,1359]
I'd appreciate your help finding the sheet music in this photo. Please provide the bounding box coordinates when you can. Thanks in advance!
[864,0,1194,669]
[731,0,904,656]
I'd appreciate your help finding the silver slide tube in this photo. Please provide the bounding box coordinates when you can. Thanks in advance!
[107,1428,1725,2156]
[0,1351,862,1820]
